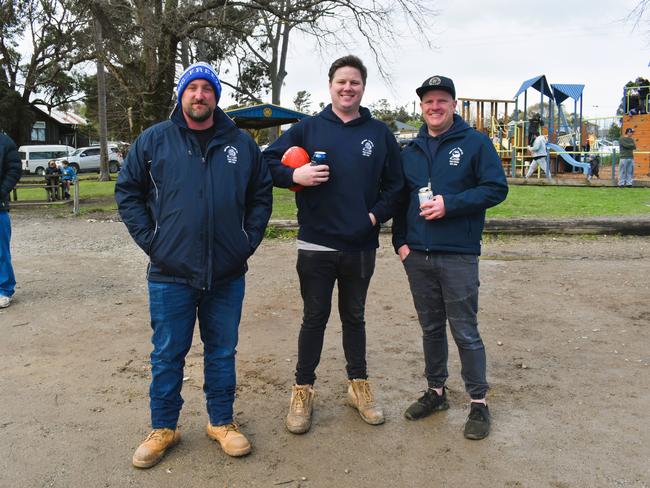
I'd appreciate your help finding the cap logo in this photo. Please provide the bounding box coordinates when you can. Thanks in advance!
[429,76,441,86]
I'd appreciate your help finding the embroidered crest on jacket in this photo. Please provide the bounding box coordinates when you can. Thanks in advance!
[361,139,375,157]
[224,146,238,164]
[449,147,464,166]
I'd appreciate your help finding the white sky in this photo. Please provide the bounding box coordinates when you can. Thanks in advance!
[220,0,650,119]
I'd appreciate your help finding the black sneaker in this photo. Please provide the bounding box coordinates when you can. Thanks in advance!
[404,388,449,420]
[464,402,490,440]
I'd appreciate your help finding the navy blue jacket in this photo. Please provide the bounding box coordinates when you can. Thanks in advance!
[263,104,403,251]
[0,133,21,211]
[115,105,273,289]
[392,115,508,255]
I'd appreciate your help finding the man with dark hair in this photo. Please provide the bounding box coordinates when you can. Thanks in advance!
[392,75,508,440]
[618,128,636,187]
[116,62,272,467]
[263,55,403,434]
[0,132,21,308]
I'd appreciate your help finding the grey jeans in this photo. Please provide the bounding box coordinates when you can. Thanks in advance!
[402,250,488,399]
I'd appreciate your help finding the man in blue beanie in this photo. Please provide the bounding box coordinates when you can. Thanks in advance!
[0,132,21,308]
[116,62,272,467]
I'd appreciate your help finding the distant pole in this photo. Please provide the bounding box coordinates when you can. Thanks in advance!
[94,16,110,182]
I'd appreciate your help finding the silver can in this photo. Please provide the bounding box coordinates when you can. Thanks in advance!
[418,187,433,207]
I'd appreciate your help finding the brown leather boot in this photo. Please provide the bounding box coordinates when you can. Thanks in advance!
[206,423,251,457]
[132,428,181,468]
[285,384,315,434]
[347,379,385,425]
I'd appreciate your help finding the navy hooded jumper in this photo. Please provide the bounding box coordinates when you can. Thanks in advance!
[263,104,403,250]
[392,115,508,255]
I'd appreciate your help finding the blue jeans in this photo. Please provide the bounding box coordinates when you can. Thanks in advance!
[403,251,488,399]
[618,158,634,186]
[0,211,16,298]
[147,276,245,429]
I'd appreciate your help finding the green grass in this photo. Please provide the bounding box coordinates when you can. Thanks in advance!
[12,177,650,219]
[489,186,650,218]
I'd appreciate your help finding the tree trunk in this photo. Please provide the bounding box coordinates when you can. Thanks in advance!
[94,16,111,182]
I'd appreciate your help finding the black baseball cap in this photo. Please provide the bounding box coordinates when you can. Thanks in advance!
[625,128,634,134]
[416,75,456,99]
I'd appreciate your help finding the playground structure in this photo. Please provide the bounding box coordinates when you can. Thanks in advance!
[460,76,650,182]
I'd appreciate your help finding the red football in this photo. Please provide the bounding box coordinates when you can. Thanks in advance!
[281,146,310,192]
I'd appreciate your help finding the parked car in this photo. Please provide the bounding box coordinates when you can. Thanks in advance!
[56,145,124,173]
[18,144,75,175]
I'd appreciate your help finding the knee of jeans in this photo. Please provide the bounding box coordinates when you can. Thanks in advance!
[450,327,483,349]
[421,320,446,338]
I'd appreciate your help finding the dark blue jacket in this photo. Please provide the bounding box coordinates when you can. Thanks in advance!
[0,133,21,211]
[392,115,508,255]
[115,105,273,289]
[263,104,403,251]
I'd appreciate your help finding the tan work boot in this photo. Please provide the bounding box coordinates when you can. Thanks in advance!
[347,379,385,425]
[285,384,315,434]
[206,422,251,457]
[132,428,181,468]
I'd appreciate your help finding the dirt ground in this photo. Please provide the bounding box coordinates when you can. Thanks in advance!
[1,214,649,488]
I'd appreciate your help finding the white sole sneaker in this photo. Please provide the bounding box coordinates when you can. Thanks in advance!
[0,295,11,308]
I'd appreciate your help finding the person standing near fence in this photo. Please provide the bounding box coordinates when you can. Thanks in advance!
[525,130,548,179]
[618,128,636,187]
[60,160,76,200]
[0,132,21,308]
[115,61,272,467]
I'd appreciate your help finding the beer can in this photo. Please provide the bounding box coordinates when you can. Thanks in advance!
[418,187,433,207]
[311,151,327,166]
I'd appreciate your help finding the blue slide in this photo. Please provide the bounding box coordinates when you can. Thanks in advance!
[546,143,590,174]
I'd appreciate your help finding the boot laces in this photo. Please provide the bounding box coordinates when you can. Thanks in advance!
[357,381,375,405]
[145,429,166,443]
[291,388,308,411]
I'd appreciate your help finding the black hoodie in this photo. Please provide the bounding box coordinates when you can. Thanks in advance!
[263,104,403,251]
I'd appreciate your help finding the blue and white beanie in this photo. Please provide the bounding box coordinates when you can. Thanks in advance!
[176,62,222,102]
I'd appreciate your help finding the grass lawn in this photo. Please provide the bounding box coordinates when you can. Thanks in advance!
[489,186,650,218]
[12,176,650,219]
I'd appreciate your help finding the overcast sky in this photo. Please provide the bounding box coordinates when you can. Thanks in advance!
[221,0,649,119]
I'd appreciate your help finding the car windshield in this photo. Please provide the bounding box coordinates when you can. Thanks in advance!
[71,148,83,156]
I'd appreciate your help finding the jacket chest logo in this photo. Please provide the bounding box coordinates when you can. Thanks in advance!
[361,139,375,157]
[448,147,464,166]
[224,146,238,164]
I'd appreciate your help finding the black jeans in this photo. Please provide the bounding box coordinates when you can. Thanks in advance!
[295,249,376,385]
[403,251,488,399]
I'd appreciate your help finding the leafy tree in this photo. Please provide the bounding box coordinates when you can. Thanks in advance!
[0,0,90,141]
[224,0,434,140]
[293,90,311,113]
[608,123,621,140]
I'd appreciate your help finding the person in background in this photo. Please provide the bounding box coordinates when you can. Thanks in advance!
[525,130,548,179]
[0,132,21,308]
[60,160,76,200]
[618,128,636,187]
[44,160,61,201]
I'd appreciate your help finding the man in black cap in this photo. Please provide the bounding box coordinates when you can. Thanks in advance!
[618,128,636,187]
[392,75,508,440]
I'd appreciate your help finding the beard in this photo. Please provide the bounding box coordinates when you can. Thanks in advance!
[184,102,214,123]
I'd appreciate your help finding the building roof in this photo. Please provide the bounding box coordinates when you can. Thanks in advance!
[224,103,308,129]
[32,104,88,126]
